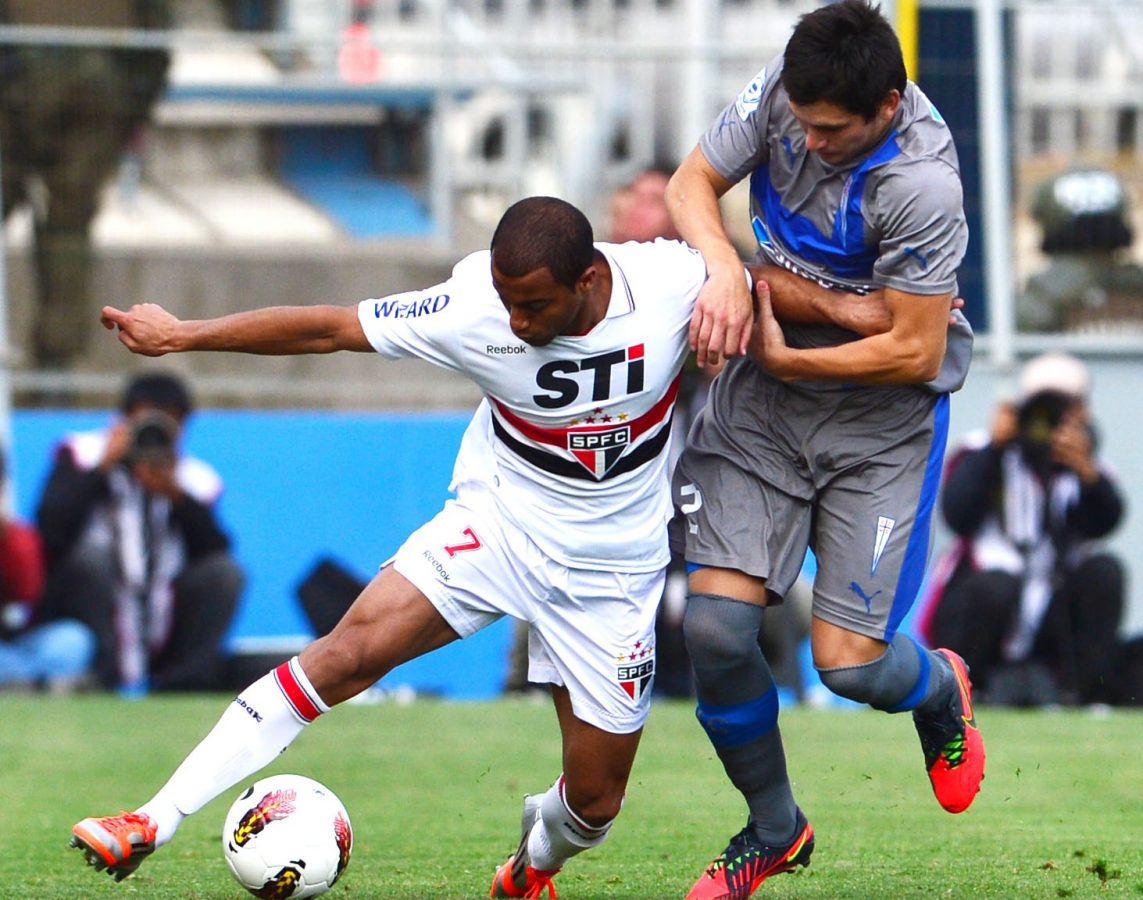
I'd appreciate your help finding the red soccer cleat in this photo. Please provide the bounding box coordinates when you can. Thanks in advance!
[686,810,814,900]
[914,648,986,813]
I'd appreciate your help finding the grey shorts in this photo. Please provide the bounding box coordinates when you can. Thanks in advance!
[670,362,950,642]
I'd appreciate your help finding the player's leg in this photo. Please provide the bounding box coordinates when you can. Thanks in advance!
[810,392,984,813]
[70,565,459,880]
[672,454,815,899]
[491,687,642,898]
[682,570,814,900]
[491,563,659,898]
[686,568,798,839]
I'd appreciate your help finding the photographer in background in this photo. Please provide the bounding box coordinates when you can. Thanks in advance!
[35,372,244,693]
[920,353,1127,706]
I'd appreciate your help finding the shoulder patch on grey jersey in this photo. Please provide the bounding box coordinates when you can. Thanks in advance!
[734,67,766,121]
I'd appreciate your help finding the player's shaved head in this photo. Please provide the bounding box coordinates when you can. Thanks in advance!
[490,197,595,289]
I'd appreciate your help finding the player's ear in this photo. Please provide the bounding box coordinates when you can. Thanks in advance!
[877,89,901,124]
[576,264,596,295]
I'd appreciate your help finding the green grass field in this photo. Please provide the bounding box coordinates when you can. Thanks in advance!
[2,693,1140,899]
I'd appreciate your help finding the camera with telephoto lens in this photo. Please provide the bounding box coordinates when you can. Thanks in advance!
[1017,390,1073,448]
[128,410,179,466]
[1016,389,1096,474]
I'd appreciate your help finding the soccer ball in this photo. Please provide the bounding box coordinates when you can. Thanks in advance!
[222,774,353,898]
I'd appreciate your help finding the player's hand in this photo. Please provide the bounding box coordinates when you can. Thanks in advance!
[690,263,754,366]
[101,304,181,356]
[748,281,789,375]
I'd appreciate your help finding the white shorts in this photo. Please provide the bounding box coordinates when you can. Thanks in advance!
[391,496,663,734]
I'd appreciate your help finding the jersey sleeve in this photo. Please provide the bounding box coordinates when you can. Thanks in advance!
[356,251,488,373]
[654,238,710,297]
[872,160,967,295]
[698,54,785,184]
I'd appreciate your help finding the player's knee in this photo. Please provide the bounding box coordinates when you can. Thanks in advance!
[683,593,763,673]
[816,635,919,711]
[816,660,882,705]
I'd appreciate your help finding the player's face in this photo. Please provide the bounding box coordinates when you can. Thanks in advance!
[491,257,592,346]
[788,91,900,166]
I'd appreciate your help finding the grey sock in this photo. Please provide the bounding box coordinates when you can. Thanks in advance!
[816,633,953,713]
[684,593,798,842]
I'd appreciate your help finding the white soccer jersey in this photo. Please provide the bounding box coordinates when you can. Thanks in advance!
[357,239,708,573]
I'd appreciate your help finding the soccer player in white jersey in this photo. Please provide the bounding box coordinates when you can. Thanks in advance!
[70,196,892,896]
[666,2,985,898]
[69,198,694,900]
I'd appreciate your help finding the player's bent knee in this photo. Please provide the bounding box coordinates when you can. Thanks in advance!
[683,593,763,671]
[816,635,922,711]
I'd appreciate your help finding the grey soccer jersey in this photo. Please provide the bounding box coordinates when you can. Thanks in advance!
[700,53,972,394]
[674,56,971,641]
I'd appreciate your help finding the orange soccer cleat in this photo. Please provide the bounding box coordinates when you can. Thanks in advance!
[69,811,158,882]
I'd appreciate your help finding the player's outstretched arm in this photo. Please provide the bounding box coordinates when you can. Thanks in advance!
[101,303,373,356]
[666,147,754,365]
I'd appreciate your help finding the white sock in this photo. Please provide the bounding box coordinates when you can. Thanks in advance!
[526,776,615,872]
[137,658,328,847]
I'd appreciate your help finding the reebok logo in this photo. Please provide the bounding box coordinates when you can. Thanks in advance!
[486,344,527,355]
[422,549,451,582]
[235,698,263,722]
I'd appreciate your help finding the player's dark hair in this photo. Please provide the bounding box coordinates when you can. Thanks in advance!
[782,0,907,121]
[121,371,194,420]
[490,196,594,289]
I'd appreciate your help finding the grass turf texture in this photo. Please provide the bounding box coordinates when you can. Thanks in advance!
[2,694,1140,899]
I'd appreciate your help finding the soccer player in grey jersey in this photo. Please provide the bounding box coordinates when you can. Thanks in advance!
[666,2,986,897]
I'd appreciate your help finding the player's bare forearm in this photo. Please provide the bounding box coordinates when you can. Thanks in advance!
[101,304,372,356]
[667,148,753,361]
[754,288,951,384]
[666,147,736,256]
[750,265,892,336]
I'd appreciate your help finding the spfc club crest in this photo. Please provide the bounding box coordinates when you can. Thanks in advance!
[616,639,655,700]
[567,424,631,478]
